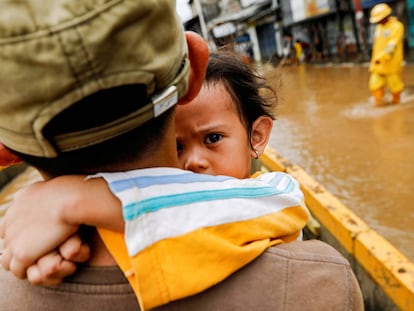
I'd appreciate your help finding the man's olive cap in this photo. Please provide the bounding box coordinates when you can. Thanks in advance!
[0,0,189,157]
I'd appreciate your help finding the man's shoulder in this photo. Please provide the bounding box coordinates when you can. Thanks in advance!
[264,238,349,263]
[247,239,355,284]
[240,240,364,309]
[157,240,364,311]
[388,17,404,29]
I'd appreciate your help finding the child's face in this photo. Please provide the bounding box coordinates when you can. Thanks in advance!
[175,81,253,178]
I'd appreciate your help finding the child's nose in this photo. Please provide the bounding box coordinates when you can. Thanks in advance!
[184,151,209,173]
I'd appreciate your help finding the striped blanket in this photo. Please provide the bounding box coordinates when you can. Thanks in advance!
[94,168,308,310]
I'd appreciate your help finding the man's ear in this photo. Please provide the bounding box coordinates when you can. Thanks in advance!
[250,116,273,158]
[179,31,209,105]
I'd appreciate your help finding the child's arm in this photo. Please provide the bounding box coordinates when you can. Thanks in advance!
[0,175,123,279]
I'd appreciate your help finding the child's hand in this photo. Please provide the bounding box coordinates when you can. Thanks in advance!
[26,234,90,286]
[0,174,123,279]
[0,181,79,279]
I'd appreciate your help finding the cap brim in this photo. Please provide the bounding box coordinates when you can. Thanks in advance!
[370,16,381,23]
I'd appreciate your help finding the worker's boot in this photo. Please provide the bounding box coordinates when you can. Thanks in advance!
[372,88,384,107]
[392,92,401,105]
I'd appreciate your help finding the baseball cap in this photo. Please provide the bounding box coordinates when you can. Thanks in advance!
[0,0,190,157]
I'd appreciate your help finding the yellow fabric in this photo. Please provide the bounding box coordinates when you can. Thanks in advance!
[132,207,305,310]
[97,229,137,286]
[369,17,404,75]
[371,87,384,106]
[369,72,404,93]
[294,43,303,59]
[98,203,308,310]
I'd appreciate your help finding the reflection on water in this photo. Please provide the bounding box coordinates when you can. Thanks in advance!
[265,63,414,261]
[344,98,414,119]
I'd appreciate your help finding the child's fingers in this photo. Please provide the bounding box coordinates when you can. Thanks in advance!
[0,218,5,239]
[1,248,28,279]
[58,234,90,263]
[26,251,76,286]
[0,248,11,271]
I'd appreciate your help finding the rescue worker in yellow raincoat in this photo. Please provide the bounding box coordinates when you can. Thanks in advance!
[369,3,404,107]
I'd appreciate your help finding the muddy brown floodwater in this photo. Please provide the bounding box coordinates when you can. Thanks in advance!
[262,62,414,262]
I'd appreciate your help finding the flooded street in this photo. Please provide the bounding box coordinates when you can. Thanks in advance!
[264,62,414,261]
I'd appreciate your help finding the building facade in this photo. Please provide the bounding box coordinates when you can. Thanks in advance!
[182,0,413,63]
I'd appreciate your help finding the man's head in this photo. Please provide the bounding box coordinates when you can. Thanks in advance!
[370,3,392,24]
[0,0,208,175]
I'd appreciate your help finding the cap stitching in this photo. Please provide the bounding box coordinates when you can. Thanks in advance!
[74,26,104,89]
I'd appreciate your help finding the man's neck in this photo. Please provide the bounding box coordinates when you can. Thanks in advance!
[39,121,181,266]
[87,228,118,266]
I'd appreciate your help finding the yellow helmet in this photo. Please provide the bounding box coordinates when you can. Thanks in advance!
[370,3,392,23]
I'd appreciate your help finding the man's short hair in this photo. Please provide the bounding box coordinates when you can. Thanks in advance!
[12,84,175,176]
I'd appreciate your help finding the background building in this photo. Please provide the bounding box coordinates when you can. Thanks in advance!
[178,0,413,63]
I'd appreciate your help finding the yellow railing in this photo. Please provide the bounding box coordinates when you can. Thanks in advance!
[260,146,414,311]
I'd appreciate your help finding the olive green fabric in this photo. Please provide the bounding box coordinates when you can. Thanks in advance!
[0,0,189,157]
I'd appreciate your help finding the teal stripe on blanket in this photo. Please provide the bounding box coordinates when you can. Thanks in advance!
[122,182,293,221]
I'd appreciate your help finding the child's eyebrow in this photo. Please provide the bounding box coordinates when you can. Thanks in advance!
[197,123,231,134]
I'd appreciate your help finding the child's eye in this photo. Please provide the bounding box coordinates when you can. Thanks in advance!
[205,133,223,144]
[176,142,183,152]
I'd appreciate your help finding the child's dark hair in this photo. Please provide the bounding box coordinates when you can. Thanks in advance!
[205,52,277,142]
